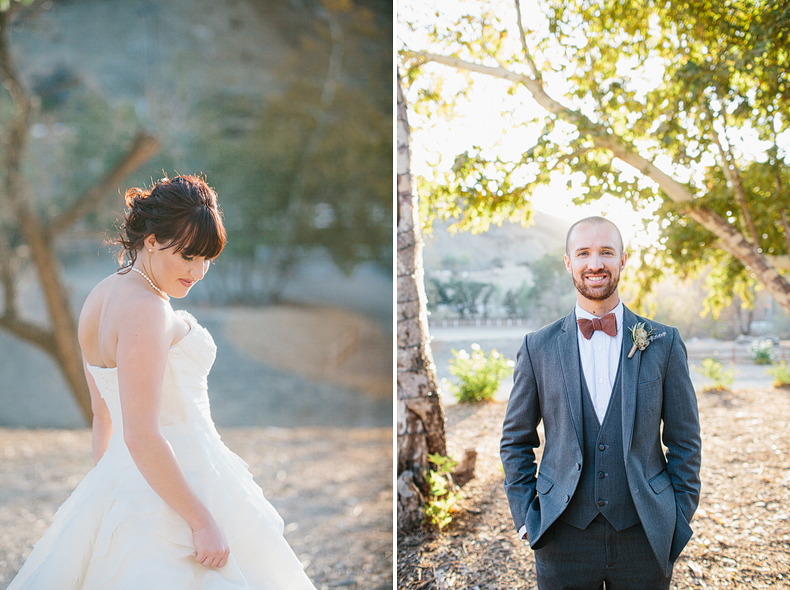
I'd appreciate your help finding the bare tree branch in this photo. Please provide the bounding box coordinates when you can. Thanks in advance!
[50,131,161,235]
[0,314,57,356]
[709,121,760,246]
[403,50,694,203]
[513,0,541,82]
[0,9,32,156]
[768,253,790,271]
[0,233,17,318]
[708,102,761,247]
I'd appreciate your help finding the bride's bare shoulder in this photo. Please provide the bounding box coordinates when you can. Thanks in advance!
[80,273,133,324]
[79,272,168,343]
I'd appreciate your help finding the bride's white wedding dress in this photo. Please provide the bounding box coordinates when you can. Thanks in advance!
[8,310,316,590]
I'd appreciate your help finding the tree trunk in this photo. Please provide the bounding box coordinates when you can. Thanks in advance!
[0,11,159,424]
[397,73,447,531]
[16,196,92,423]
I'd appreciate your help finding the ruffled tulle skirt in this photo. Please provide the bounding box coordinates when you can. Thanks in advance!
[8,429,315,590]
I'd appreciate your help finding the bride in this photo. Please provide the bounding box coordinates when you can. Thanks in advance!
[9,175,316,589]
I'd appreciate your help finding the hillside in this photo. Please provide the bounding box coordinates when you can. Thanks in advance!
[422,211,572,299]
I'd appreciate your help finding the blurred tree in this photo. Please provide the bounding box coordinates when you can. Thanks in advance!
[503,280,530,318]
[501,253,576,324]
[527,251,576,325]
[427,276,495,318]
[0,2,159,423]
[195,0,391,302]
[400,0,790,317]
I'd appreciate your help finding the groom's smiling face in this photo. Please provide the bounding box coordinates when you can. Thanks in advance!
[564,220,627,305]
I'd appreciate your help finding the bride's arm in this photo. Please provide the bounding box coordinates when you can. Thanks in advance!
[84,360,113,464]
[116,299,229,569]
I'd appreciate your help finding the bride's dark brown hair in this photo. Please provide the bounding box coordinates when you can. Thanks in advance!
[117,174,227,271]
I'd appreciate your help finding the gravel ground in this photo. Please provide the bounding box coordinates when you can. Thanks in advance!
[397,386,790,589]
[0,426,393,590]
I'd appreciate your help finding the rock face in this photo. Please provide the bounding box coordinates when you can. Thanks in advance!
[422,211,572,295]
[13,0,288,112]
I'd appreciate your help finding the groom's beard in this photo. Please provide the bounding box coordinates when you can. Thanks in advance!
[572,269,620,301]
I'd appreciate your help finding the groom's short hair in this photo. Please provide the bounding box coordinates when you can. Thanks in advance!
[565,216,625,255]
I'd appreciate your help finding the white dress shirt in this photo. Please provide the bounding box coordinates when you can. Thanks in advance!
[575,301,624,425]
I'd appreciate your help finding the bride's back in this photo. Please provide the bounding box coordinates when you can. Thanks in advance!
[78,273,180,370]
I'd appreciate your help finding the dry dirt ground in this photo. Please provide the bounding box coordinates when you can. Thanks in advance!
[225,305,392,400]
[0,426,392,590]
[398,386,790,589]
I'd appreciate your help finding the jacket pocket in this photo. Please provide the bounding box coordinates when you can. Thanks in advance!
[638,377,661,391]
[536,474,555,495]
[648,469,672,494]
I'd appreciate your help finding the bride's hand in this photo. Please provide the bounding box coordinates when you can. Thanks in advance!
[192,521,230,568]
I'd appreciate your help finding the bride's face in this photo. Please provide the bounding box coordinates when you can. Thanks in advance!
[144,235,212,299]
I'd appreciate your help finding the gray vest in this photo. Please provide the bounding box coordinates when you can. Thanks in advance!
[560,356,640,531]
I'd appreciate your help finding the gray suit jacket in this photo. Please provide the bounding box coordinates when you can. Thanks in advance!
[500,306,701,575]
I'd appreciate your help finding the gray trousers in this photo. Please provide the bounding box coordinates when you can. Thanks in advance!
[533,515,672,590]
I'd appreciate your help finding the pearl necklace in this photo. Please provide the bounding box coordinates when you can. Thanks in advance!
[132,267,170,300]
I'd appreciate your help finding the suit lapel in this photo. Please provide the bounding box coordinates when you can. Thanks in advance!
[620,305,641,457]
[558,310,584,451]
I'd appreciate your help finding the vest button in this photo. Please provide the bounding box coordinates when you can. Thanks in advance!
[564,495,570,503]
[598,444,606,451]
[597,500,605,507]
[576,463,581,471]
[598,471,605,479]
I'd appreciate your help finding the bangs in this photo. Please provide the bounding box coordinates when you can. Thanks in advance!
[164,207,227,259]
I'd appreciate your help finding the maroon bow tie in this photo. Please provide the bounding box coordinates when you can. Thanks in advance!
[577,313,617,339]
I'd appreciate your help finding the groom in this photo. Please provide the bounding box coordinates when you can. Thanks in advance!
[500,216,701,589]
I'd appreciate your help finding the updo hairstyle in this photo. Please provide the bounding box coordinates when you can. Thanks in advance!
[117,174,227,271]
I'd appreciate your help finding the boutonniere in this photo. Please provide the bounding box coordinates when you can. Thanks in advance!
[628,322,667,359]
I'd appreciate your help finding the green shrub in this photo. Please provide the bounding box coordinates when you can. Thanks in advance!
[423,454,460,531]
[447,344,514,403]
[696,358,737,392]
[748,339,776,365]
[767,361,790,388]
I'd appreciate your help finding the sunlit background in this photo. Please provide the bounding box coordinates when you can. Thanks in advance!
[399,0,790,405]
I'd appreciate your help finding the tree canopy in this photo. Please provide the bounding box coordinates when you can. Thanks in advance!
[400,0,790,317]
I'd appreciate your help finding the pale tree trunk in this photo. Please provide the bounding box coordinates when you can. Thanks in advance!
[0,9,160,424]
[397,74,447,531]
[404,50,790,316]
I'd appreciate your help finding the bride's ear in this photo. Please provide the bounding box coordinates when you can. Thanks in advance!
[144,234,158,252]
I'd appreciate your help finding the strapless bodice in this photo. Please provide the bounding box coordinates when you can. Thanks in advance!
[86,309,218,439]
